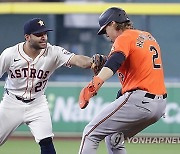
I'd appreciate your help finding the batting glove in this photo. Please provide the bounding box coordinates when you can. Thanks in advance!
[79,76,104,109]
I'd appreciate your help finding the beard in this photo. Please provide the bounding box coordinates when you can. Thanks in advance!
[31,40,47,50]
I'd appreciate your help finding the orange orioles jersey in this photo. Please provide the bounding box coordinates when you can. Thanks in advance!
[109,29,166,95]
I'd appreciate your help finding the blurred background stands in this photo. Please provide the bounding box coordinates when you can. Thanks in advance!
[0,1,179,82]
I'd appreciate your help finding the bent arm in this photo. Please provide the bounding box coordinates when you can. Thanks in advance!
[69,55,92,68]
[97,52,126,82]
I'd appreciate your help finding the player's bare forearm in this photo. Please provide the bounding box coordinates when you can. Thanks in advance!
[70,55,92,68]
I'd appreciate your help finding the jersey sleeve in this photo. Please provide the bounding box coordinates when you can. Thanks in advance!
[111,33,132,58]
[0,49,12,78]
[52,45,75,68]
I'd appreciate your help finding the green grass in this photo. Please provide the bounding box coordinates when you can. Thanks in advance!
[0,139,179,154]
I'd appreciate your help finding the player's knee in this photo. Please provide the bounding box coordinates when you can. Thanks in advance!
[110,132,125,149]
[82,124,91,137]
[82,125,102,144]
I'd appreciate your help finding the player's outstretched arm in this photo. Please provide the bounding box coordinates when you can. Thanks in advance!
[69,55,93,68]
[69,54,107,73]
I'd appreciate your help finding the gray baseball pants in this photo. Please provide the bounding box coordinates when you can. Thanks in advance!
[78,90,166,154]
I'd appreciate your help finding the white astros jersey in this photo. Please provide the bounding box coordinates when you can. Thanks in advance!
[0,42,75,100]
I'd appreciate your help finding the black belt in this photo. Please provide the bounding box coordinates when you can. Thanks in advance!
[5,89,35,103]
[127,89,167,99]
[144,93,167,99]
[15,96,35,103]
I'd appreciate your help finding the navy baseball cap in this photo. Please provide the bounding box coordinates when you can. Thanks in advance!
[24,18,53,35]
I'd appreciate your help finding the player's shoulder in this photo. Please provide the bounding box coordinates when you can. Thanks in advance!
[46,43,72,55]
[46,43,64,51]
[133,29,155,38]
[118,29,154,41]
[123,29,141,37]
[136,30,157,43]
[1,42,21,56]
[116,29,135,43]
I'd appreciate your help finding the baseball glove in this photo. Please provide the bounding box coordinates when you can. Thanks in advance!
[91,54,108,75]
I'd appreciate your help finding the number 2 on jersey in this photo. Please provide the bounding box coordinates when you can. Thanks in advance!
[149,46,161,69]
[35,80,48,92]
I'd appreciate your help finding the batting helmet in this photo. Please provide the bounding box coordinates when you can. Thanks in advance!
[97,7,130,35]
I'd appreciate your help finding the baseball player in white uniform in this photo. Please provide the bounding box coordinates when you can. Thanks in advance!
[0,18,93,154]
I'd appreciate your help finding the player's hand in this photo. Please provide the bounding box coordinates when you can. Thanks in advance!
[79,86,96,109]
[79,76,104,109]
[91,54,108,75]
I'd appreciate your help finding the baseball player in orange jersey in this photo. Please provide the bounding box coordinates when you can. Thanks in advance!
[0,18,95,154]
[78,7,167,154]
